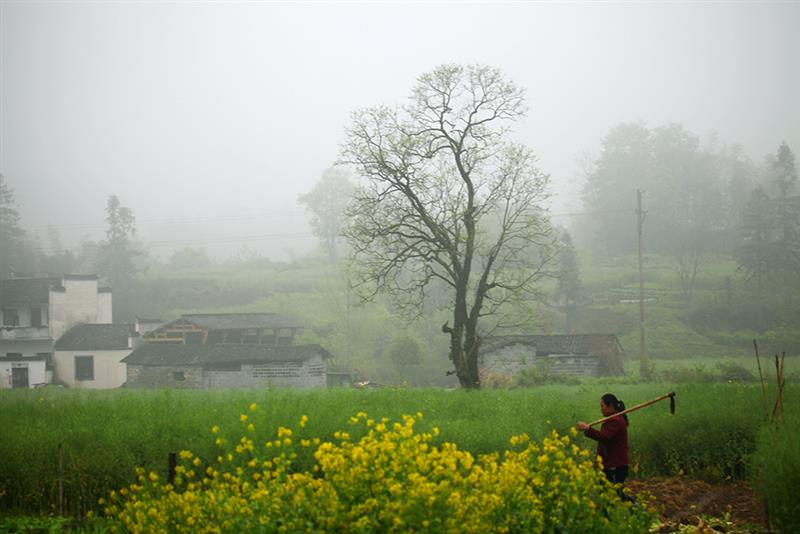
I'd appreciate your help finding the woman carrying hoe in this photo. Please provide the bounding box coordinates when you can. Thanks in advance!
[576,393,633,500]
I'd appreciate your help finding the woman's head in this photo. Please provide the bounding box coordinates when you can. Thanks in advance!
[600,393,628,422]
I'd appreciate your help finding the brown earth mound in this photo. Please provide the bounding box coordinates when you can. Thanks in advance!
[627,477,768,533]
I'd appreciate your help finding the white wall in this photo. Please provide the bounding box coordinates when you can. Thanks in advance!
[0,338,53,357]
[49,278,112,340]
[53,349,129,388]
[98,292,113,323]
[0,360,47,388]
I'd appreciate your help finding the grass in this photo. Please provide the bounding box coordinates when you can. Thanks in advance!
[1,383,795,518]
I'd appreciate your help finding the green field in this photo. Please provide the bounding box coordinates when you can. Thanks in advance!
[1,383,796,527]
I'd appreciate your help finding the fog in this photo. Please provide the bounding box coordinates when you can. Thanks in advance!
[2,1,798,259]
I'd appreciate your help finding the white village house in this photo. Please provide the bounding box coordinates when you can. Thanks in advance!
[53,323,141,389]
[0,275,112,388]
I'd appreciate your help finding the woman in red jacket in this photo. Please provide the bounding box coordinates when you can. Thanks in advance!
[577,393,630,487]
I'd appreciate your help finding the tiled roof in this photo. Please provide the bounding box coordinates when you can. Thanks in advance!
[0,277,60,305]
[175,313,301,331]
[122,343,330,366]
[55,324,134,350]
[481,334,623,356]
[0,354,49,362]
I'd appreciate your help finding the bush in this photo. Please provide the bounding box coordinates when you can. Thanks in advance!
[102,409,654,533]
[715,360,755,382]
[513,362,581,387]
[751,416,800,534]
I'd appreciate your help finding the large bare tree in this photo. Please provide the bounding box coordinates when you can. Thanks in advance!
[341,64,555,389]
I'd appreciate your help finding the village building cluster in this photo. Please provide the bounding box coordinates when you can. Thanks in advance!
[1,274,624,389]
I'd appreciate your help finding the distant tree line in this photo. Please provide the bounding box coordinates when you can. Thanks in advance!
[575,123,798,294]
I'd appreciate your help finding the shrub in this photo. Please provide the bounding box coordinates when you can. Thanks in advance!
[513,362,581,387]
[751,416,800,534]
[102,409,654,533]
[715,360,755,382]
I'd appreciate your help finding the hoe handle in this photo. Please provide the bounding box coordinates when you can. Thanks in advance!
[587,391,676,427]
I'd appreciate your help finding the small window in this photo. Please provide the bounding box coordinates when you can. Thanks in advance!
[172,371,186,381]
[75,355,94,381]
[3,309,19,326]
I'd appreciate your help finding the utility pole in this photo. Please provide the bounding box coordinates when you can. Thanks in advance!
[636,189,647,367]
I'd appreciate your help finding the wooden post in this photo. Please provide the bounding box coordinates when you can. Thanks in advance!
[168,452,177,485]
[753,339,769,421]
[773,352,785,430]
[636,189,649,378]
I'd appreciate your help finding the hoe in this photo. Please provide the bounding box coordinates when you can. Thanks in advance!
[587,391,676,427]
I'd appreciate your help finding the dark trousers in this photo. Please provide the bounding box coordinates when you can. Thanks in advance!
[604,466,634,503]
[603,465,628,484]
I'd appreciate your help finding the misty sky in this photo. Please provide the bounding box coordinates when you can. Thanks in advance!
[2,1,798,260]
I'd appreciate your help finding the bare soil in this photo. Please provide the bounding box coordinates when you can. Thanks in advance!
[627,477,769,533]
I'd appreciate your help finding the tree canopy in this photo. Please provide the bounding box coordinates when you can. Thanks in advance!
[298,168,355,262]
[341,64,554,388]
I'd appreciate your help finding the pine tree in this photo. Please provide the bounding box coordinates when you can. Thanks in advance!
[0,175,26,277]
[771,142,800,274]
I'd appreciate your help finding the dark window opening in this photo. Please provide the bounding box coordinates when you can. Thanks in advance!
[3,309,19,326]
[31,308,42,327]
[172,371,185,381]
[75,355,94,381]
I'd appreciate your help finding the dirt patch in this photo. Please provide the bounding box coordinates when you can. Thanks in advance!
[627,477,768,532]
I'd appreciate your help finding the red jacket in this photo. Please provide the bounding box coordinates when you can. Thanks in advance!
[584,415,629,468]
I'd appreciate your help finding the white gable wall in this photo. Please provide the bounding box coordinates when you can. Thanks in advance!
[49,278,112,340]
[53,349,130,388]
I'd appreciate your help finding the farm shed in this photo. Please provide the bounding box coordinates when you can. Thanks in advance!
[143,313,301,346]
[479,334,625,379]
[122,343,332,389]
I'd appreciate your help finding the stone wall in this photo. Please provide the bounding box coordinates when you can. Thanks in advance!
[479,344,603,379]
[204,354,327,389]
[544,355,601,377]
[125,355,328,389]
[125,364,204,389]
[479,343,536,377]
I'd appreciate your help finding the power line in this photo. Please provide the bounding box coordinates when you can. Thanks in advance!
[27,209,307,232]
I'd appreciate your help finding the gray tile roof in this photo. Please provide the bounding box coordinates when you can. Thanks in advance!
[55,324,134,350]
[122,343,330,366]
[0,277,60,305]
[173,313,302,331]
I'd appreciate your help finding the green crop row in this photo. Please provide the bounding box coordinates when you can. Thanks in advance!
[0,384,795,521]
